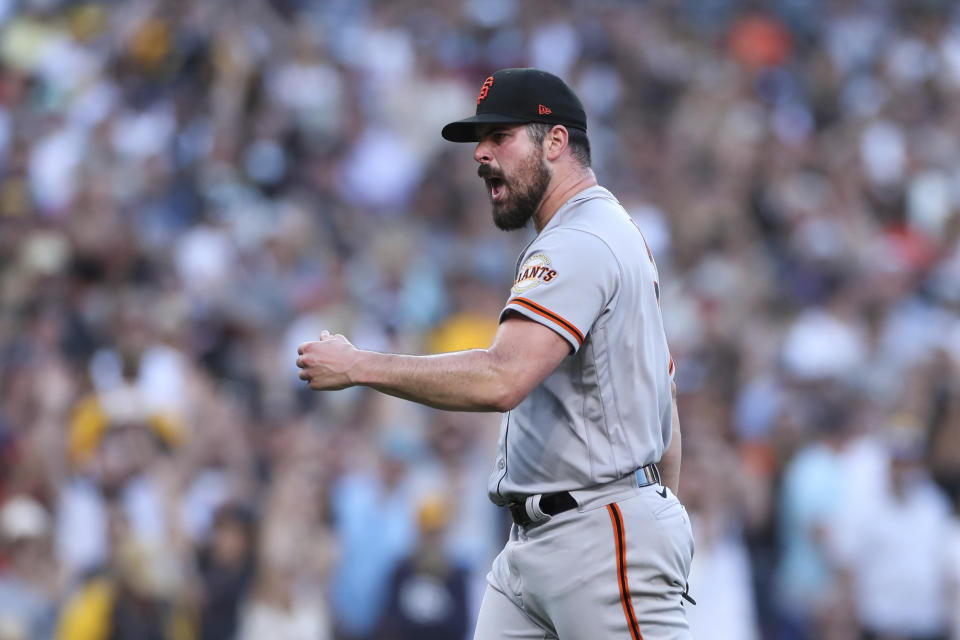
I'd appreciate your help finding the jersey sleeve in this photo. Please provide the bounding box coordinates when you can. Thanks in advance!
[500,228,619,353]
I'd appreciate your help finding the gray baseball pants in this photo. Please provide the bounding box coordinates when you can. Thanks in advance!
[473,481,695,640]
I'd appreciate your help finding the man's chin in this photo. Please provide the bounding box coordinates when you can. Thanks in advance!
[492,206,531,231]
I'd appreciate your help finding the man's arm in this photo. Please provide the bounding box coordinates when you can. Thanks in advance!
[296,316,570,412]
[658,381,682,497]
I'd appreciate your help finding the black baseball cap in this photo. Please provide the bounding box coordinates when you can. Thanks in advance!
[441,68,587,143]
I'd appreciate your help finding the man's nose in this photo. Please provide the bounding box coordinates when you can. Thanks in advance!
[474,140,492,164]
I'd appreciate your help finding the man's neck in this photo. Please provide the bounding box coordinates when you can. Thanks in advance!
[532,168,598,233]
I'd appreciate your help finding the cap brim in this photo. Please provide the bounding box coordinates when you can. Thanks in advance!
[441,113,531,143]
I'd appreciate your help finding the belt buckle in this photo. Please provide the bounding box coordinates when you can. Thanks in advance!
[636,463,661,488]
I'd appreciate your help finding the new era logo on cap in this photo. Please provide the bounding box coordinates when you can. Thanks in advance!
[442,68,588,143]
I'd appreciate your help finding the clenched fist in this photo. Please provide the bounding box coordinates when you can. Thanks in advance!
[296,330,361,390]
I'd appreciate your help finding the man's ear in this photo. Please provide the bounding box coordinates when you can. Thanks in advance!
[543,125,569,162]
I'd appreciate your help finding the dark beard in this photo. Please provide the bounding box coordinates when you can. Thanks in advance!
[478,151,552,231]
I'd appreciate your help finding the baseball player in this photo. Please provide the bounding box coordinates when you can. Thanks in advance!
[297,68,694,639]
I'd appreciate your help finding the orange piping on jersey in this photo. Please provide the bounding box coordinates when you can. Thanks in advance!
[607,503,644,640]
[510,297,584,346]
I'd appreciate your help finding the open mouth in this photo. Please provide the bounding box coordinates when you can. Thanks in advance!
[486,177,506,200]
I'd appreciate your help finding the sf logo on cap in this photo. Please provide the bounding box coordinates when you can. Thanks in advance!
[477,76,494,105]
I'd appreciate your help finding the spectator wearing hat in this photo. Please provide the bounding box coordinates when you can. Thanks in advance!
[0,496,58,640]
[378,494,470,640]
[56,384,181,582]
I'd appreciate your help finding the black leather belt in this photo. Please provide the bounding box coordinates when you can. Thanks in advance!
[508,491,576,527]
[507,463,661,527]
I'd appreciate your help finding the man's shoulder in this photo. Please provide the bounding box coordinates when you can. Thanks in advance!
[541,189,634,249]
[518,187,636,270]
[564,187,632,231]
[566,185,624,212]
[531,220,619,260]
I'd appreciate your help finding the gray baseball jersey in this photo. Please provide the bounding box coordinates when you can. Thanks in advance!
[488,185,675,504]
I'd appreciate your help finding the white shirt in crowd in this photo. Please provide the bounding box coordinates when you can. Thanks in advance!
[834,467,954,637]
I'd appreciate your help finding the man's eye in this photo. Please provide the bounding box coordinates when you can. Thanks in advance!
[493,133,507,143]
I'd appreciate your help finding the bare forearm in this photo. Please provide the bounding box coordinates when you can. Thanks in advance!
[659,395,682,496]
[297,319,568,412]
[351,349,518,412]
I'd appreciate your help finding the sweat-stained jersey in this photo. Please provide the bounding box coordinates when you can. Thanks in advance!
[488,185,675,504]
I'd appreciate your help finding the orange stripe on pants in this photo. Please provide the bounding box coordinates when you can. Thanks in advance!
[607,503,644,640]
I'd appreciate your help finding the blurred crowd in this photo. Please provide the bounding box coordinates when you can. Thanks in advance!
[1,0,960,639]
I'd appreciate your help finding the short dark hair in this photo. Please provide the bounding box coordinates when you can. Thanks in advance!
[526,123,592,167]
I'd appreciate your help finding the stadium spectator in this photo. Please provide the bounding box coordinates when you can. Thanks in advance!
[378,494,471,640]
[0,496,58,640]
[194,503,256,640]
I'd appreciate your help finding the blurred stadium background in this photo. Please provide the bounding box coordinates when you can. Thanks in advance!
[1,0,960,638]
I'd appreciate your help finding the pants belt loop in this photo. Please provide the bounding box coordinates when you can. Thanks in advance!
[525,493,549,523]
